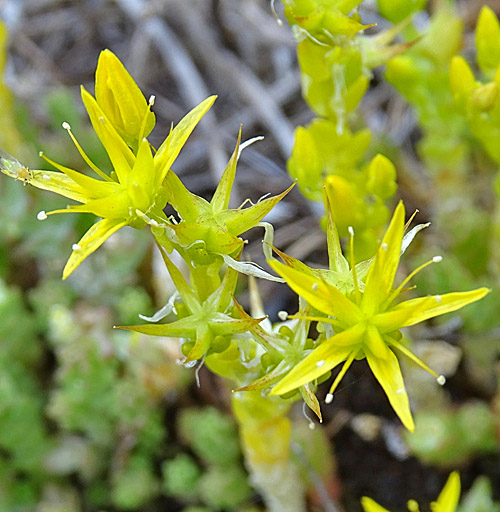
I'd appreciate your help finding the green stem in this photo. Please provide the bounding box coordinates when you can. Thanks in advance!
[232,391,306,512]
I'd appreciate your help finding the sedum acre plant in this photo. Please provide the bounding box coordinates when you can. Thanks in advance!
[1,2,497,509]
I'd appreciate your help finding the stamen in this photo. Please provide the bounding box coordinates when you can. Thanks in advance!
[404,209,419,231]
[72,243,81,251]
[389,338,440,379]
[384,257,442,308]
[348,226,361,303]
[62,122,111,182]
[327,349,358,398]
[270,0,283,25]
[37,210,48,220]
[194,354,206,388]
[278,310,288,321]
[407,499,420,512]
[437,375,446,386]
[148,95,155,106]
[302,403,316,429]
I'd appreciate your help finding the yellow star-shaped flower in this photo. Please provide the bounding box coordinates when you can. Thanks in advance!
[269,201,489,430]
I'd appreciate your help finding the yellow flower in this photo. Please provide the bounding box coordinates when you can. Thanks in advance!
[94,49,156,149]
[1,50,215,279]
[361,471,461,512]
[269,201,489,430]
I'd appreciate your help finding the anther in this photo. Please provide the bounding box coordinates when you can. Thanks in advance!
[37,211,47,220]
[434,295,442,303]
[312,283,319,291]
[278,310,288,321]
[316,360,325,368]
[72,243,81,251]
[62,122,71,130]
[432,255,443,263]
[348,226,354,237]
[148,95,156,105]
[325,393,334,404]
[42,174,50,180]
[381,242,389,251]
[437,375,446,386]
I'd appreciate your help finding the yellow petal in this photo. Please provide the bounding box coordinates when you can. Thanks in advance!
[393,288,490,328]
[360,497,391,512]
[62,218,127,279]
[362,201,405,315]
[155,95,216,185]
[95,49,155,144]
[270,324,365,396]
[365,348,414,431]
[433,472,460,512]
[28,170,88,203]
[81,87,135,184]
[269,260,363,325]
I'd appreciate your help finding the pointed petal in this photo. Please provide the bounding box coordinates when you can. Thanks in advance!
[128,138,155,195]
[362,201,405,315]
[209,313,264,336]
[156,244,200,313]
[165,170,210,221]
[155,95,216,184]
[81,86,135,183]
[434,472,460,512]
[37,157,118,199]
[211,130,241,213]
[62,218,127,279]
[61,190,131,219]
[222,184,294,236]
[269,260,363,324]
[235,361,290,391]
[360,497,391,512]
[270,324,365,396]
[95,49,155,143]
[392,288,490,328]
[324,190,349,273]
[28,170,88,203]
[300,382,322,421]
[118,316,197,338]
[365,349,414,431]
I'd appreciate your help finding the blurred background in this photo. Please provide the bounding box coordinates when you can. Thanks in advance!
[0,0,499,511]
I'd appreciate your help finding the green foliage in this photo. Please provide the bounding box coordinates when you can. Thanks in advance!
[458,476,500,512]
[405,402,497,466]
[178,407,242,466]
[162,453,201,498]
[198,465,252,509]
